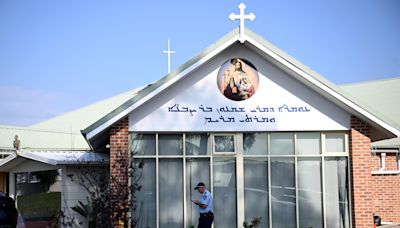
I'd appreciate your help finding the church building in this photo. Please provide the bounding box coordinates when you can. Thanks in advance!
[0,4,399,228]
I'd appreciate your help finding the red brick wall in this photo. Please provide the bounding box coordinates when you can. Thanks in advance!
[109,116,130,226]
[371,174,400,223]
[371,153,400,223]
[350,116,373,227]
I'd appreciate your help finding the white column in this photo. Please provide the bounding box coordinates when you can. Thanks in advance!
[236,133,245,227]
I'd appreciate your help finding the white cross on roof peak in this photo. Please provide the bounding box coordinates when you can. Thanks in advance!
[162,39,175,74]
[229,3,256,43]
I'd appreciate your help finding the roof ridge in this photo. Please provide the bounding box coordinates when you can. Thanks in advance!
[0,125,82,135]
[340,76,400,87]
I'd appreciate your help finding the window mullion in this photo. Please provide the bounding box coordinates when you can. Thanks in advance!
[156,133,160,228]
[294,133,299,228]
[321,132,327,228]
[183,134,187,228]
[236,133,245,227]
[268,133,272,228]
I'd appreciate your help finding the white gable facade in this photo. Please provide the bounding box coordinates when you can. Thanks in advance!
[122,40,356,228]
[84,29,399,228]
[130,43,350,132]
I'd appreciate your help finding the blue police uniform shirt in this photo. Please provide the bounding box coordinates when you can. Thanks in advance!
[199,189,213,213]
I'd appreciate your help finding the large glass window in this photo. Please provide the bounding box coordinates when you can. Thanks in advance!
[297,132,321,155]
[270,133,294,155]
[130,132,350,228]
[243,133,268,155]
[325,133,346,153]
[185,134,210,155]
[325,157,350,228]
[159,134,183,155]
[131,133,156,155]
[159,158,183,227]
[298,158,323,228]
[244,158,269,228]
[213,157,237,228]
[186,158,210,226]
[134,158,156,228]
[214,135,235,153]
[271,157,296,228]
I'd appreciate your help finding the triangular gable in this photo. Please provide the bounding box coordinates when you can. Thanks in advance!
[129,43,350,132]
[83,28,400,141]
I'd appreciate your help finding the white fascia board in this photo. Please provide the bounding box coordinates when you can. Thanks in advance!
[371,170,400,175]
[0,152,17,167]
[371,149,399,154]
[245,34,400,138]
[86,35,240,140]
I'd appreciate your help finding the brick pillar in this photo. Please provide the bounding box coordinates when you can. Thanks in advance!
[109,117,130,227]
[350,116,373,227]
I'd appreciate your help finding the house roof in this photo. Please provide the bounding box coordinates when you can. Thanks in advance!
[31,86,146,133]
[340,77,400,124]
[371,137,400,148]
[0,86,146,151]
[0,125,89,150]
[0,150,109,172]
[340,77,400,148]
[82,28,400,142]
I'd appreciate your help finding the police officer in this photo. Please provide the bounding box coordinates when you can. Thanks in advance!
[191,182,213,228]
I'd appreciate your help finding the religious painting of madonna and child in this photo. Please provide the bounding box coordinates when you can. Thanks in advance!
[217,58,259,101]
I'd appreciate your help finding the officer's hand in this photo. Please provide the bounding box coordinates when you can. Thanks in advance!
[191,200,199,204]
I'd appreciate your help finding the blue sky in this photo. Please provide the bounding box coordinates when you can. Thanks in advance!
[0,0,399,126]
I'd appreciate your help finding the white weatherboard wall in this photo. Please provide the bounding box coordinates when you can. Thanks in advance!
[62,166,90,227]
[130,44,350,132]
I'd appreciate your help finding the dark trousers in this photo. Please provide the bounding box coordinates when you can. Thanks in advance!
[198,213,213,228]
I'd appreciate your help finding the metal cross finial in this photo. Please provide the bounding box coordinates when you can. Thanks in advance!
[162,39,175,74]
[229,3,256,43]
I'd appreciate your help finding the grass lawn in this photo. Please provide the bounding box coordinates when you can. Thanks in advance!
[17,192,61,221]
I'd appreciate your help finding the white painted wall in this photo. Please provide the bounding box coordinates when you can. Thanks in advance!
[130,43,350,132]
[62,166,91,228]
